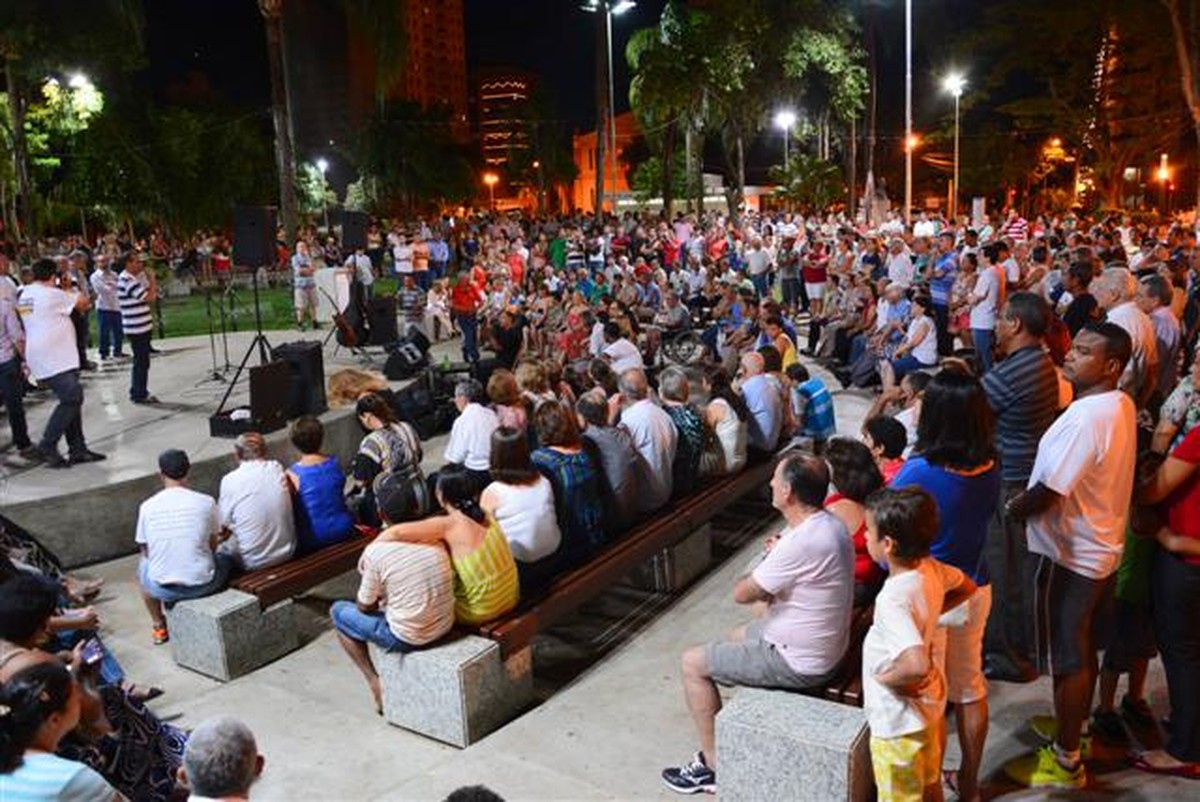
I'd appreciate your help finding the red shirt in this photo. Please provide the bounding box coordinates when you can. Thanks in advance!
[450,281,483,315]
[1167,427,1200,565]
[826,492,885,588]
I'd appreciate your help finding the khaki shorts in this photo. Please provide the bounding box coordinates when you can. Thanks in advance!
[932,584,992,704]
[706,620,835,691]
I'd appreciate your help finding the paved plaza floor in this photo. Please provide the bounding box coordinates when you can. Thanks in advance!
[6,335,1195,799]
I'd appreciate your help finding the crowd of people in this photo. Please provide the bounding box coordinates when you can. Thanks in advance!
[1,201,1200,799]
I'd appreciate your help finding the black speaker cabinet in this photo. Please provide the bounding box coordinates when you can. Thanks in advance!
[270,340,328,418]
[368,295,399,345]
[209,359,290,436]
[233,206,277,267]
[342,211,368,251]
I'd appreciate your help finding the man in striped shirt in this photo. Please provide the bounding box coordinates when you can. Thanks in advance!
[980,293,1063,683]
[117,252,159,404]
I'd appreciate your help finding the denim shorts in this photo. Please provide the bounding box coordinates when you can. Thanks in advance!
[330,600,417,653]
[138,553,234,603]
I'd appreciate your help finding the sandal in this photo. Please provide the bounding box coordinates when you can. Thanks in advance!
[1131,754,1200,779]
[151,626,170,645]
[942,769,959,795]
[123,683,165,703]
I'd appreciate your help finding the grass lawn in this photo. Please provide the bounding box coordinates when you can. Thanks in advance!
[90,277,400,340]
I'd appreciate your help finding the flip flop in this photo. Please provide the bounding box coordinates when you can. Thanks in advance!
[124,684,165,703]
[942,769,959,795]
[1131,755,1200,779]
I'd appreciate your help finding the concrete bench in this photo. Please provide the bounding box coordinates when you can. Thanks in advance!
[168,535,375,681]
[165,590,298,681]
[369,634,533,747]
[716,689,872,802]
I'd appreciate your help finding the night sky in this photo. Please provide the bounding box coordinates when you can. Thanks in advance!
[141,0,667,132]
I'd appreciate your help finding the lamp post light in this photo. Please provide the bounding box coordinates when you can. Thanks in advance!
[483,172,499,211]
[1157,154,1170,217]
[316,158,330,233]
[942,73,966,222]
[773,109,797,167]
[904,0,913,227]
[584,0,636,214]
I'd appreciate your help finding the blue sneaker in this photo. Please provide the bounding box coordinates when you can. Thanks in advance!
[662,751,716,795]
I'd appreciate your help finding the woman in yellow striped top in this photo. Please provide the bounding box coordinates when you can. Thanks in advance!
[376,465,519,625]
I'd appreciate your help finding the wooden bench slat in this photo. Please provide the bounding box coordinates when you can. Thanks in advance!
[232,536,373,608]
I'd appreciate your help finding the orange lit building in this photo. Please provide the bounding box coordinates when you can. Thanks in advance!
[573,111,640,213]
[473,68,537,167]
[402,0,468,126]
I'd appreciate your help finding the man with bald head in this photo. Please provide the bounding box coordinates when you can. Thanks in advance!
[739,351,783,455]
[617,368,676,512]
[217,432,296,572]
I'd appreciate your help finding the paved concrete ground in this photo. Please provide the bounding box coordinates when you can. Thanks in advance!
[9,339,1193,799]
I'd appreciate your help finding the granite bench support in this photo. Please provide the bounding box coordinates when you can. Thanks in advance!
[716,689,873,802]
[166,590,299,681]
[370,634,533,748]
[628,522,713,593]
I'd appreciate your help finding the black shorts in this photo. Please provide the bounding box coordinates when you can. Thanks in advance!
[1032,555,1114,676]
[1102,597,1157,672]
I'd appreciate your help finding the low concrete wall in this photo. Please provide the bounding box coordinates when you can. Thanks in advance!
[5,406,362,569]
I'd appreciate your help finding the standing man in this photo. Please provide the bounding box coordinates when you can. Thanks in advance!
[118,252,159,405]
[17,259,104,467]
[291,241,318,331]
[65,251,96,371]
[450,273,485,364]
[89,254,124,361]
[1093,266,1158,408]
[1004,322,1135,789]
[0,275,33,463]
[980,293,1063,683]
[344,246,375,300]
[929,231,959,356]
[661,454,853,794]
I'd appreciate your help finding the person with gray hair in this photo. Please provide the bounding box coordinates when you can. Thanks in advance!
[616,368,676,512]
[1136,272,1181,403]
[659,367,705,498]
[1094,266,1158,407]
[443,376,499,493]
[217,431,296,572]
[180,716,263,800]
[739,352,783,454]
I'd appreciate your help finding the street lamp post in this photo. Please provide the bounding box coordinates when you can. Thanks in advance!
[943,74,966,222]
[483,172,499,211]
[904,0,913,227]
[316,158,330,233]
[774,110,797,167]
[585,1,636,215]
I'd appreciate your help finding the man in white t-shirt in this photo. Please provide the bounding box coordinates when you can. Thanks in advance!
[1004,322,1135,790]
[391,232,413,277]
[442,378,498,491]
[136,449,235,645]
[601,321,643,374]
[885,239,915,288]
[217,432,296,572]
[662,454,853,794]
[16,258,103,468]
[969,246,1002,373]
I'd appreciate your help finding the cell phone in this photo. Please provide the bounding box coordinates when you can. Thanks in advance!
[81,638,104,667]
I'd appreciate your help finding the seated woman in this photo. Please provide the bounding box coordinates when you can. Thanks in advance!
[700,366,749,476]
[823,437,886,605]
[879,292,938,394]
[0,660,121,801]
[350,393,427,529]
[286,416,356,553]
[0,576,187,801]
[486,369,529,433]
[658,366,705,498]
[480,427,563,592]
[530,402,606,569]
[375,466,519,626]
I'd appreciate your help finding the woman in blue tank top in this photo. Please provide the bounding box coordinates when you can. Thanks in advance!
[286,417,355,554]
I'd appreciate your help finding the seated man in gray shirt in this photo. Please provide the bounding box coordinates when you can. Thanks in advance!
[576,388,646,535]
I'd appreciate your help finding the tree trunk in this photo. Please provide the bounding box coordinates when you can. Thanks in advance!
[260,0,298,249]
[5,59,33,242]
[1164,0,1200,214]
[661,120,677,218]
[865,6,878,206]
[594,9,608,217]
[848,117,857,218]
